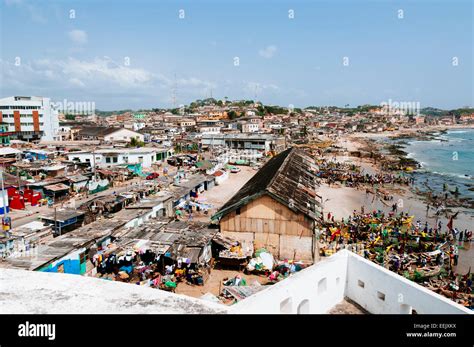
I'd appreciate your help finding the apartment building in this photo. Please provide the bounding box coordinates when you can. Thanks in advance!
[0,96,60,141]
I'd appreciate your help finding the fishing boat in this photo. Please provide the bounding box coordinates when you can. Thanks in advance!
[409,265,442,278]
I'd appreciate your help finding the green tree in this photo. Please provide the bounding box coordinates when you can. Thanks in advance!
[129,137,144,147]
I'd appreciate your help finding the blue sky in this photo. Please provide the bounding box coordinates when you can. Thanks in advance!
[0,0,472,110]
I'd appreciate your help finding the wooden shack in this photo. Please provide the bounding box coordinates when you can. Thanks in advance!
[213,148,321,262]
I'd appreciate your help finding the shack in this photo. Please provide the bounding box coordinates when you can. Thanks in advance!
[41,209,86,236]
[213,148,321,262]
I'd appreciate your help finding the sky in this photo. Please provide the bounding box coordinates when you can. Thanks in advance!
[0,0,472,110]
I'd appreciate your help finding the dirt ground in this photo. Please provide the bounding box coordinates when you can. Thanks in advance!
[175,268,268,299]
[193,166,256,222]
[328,298,368,314]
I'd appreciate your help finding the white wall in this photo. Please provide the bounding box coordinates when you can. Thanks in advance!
[229,252,348,314]
[227,250,471,314]
[67,150,156,168]
[104,128,144,143]
[345,251,471,314]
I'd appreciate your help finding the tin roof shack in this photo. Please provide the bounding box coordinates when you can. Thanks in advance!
[68,174,90,192]
[27,177,70,197]
[111,220,218,282]
[125,193,174,218]
[40,164,67,178]
[40,209,85,236]
[8,221,54,255]
[212,233,254,270]
[43,182,70,201]
[162,221,218,265]
[0,219,125,274]
[80,195,128,221]
[213,148,321,262]
[87,219,218,287]
[171,173,214,207]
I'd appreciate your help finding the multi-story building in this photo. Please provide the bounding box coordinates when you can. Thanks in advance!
[0,96,59,141]
[201,133,286,154]
[67,147,171,169]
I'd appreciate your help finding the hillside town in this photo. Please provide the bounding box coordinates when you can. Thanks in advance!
[0,95,473,312]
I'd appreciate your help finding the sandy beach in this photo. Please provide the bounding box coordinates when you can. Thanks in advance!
[319,131,474,274]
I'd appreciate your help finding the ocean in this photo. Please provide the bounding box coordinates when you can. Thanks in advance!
[402,128,474,210]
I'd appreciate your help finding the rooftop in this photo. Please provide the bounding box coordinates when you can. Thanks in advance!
[0,268,227,314]
[214,147,320,220]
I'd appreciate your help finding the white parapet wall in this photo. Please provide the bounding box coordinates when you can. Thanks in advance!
[229,251,349,314]
[345,251,472,314]
[228,250,472,314]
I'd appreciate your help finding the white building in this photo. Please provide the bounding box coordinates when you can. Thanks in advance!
[103,128,144,143]
[67,147,170,169]
[199,126,221,134]
[77,127,144,143]
[0,96,59,141]
[241,123,260,133]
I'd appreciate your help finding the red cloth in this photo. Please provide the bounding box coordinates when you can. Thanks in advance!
[9,195,25,210]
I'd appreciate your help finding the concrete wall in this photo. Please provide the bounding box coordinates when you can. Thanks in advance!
[228,250,472,314]
[345,252,472,314]
[229,251,348,314]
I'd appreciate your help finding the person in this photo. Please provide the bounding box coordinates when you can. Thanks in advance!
[436,253,443,266]
[165,264,174,275]
[453,245,459,266]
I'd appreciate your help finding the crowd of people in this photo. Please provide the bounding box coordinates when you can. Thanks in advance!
[319,208,473,309]
[317,159,413,188]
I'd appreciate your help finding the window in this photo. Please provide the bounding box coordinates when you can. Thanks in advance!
[318,277,327,294]
[297,300,310,314]
[105,157,111,163]
[112,157,118,163]
[236,208,241,215]
[377,291,385,301]
[280,298,292,314]
[358,280,365,288]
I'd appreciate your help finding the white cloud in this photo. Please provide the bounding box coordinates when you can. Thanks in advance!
[244,81,279,94]
[0,57,217,108]
[258,45,277,59]
[68,30,88,45]
[68,78,85,88]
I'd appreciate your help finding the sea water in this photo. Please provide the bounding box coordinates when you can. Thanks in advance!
[403,128,474,209]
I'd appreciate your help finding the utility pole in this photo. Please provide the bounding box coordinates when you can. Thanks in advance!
[1,170,9,224]
[92,147,97,180]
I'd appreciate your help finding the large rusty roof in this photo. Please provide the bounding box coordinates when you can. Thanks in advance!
[214,147,320,220]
